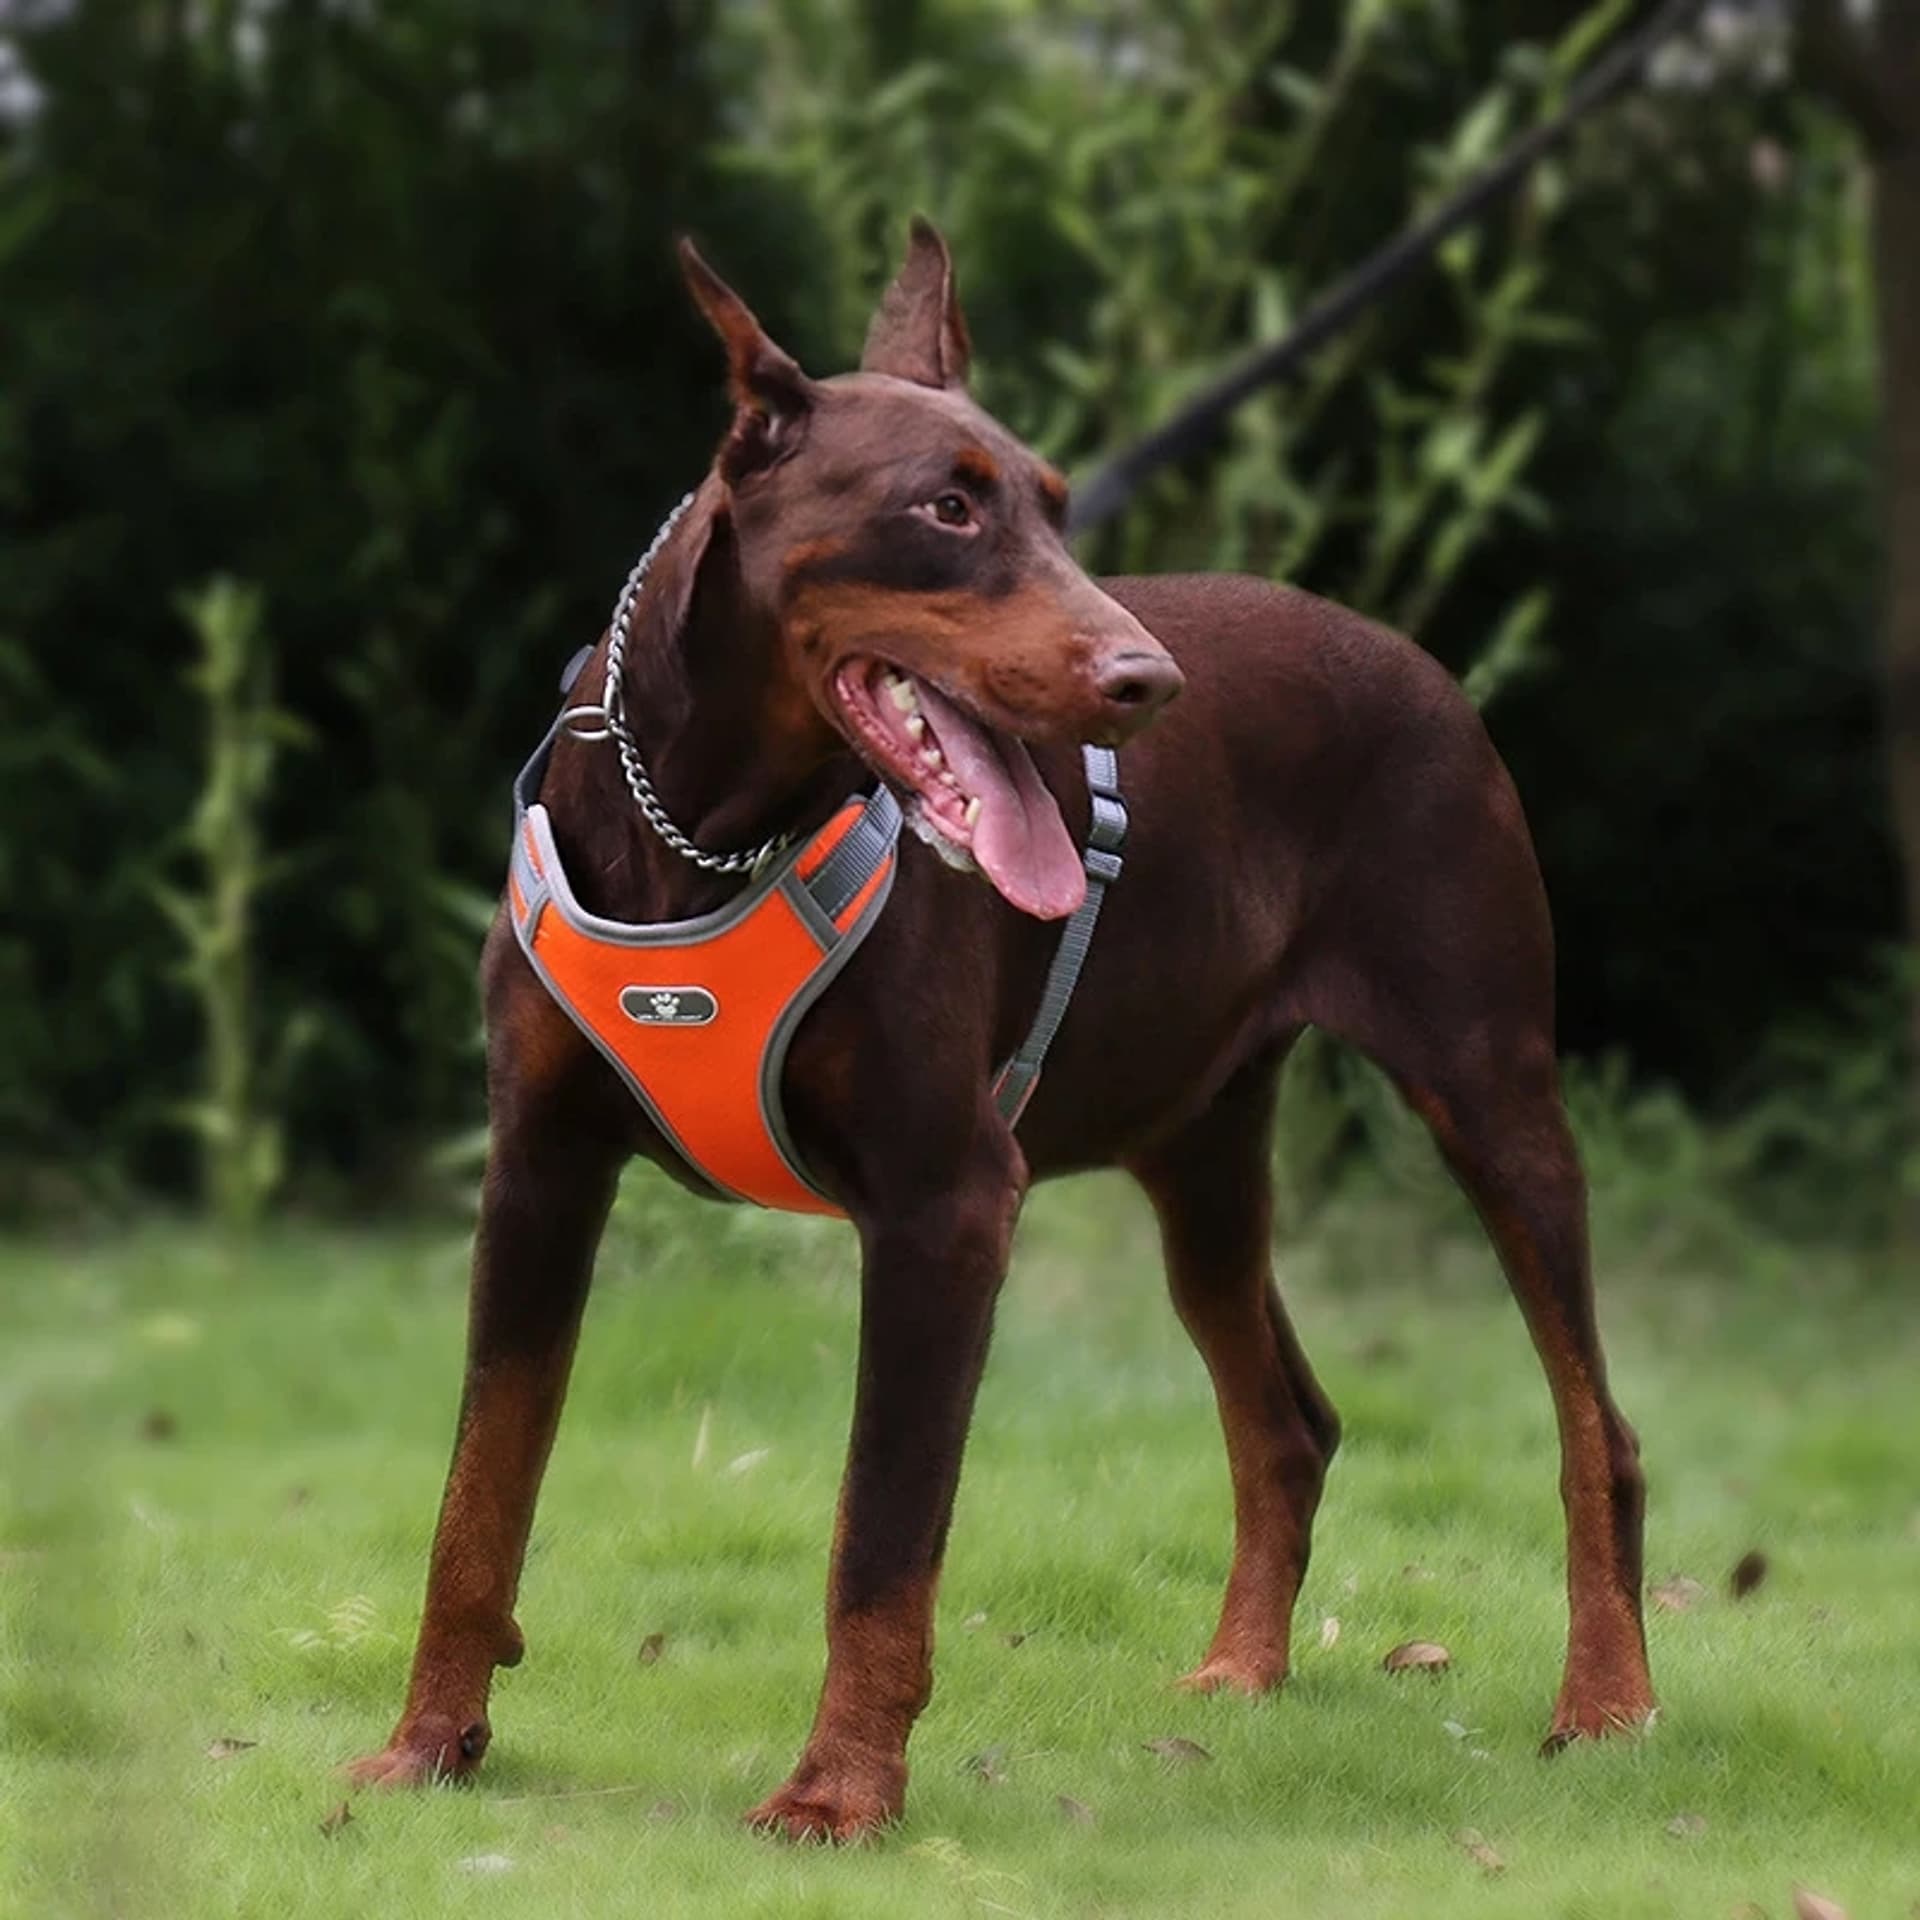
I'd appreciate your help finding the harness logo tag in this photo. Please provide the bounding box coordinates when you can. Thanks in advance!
[619,985,719,1027]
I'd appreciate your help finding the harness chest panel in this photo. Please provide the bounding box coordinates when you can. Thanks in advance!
[508,776,901,1216]
[506,727,1124,1220]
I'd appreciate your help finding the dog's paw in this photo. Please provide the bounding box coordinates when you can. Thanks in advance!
[1177,1651,1287,1696]
[342,1716,490,1789]
[744,1753,905,1845]
[1540,1694,1657,1756]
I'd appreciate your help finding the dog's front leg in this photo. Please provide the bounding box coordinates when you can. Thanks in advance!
[748,1147,1024,1843]
[346,1035,621,1789]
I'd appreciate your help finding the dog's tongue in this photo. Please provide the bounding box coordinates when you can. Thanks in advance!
[914,682,1085,920]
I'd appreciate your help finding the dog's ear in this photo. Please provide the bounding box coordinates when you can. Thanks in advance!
[678,238,814,481]
[860,216,972,390]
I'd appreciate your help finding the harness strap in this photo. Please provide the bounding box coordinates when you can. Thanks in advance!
[992,745,1127,1125]
[804,784,902,920]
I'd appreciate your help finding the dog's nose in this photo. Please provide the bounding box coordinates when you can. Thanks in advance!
[1093,648,1184,725]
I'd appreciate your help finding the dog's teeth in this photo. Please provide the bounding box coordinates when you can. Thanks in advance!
[939,770,959,789]
[921,743,944,769]
[905,713,927,740]
[963,796,981,827]
[886,676,919,713]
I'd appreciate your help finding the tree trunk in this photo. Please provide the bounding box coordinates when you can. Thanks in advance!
[1876,134,1920,1103]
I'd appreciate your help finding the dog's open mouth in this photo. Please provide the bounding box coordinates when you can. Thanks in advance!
[832,658,1085,921]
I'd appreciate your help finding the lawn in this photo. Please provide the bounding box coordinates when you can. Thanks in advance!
[2,1161,1915,1919]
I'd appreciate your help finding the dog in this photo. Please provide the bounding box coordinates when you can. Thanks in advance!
[346,221,1654,1839]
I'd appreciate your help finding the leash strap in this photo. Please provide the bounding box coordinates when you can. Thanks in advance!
[992,745,1126,1125]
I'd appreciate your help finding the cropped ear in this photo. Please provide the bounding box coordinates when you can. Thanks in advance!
[678,237,814,481]
[860,215,972,389]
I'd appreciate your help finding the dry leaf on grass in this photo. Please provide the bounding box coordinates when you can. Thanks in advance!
[962,1611,989,1630]
[1454,1828,1506,1874]
[1001,1630,1029,1648]
[1792,1890,1847,1920]
[637,1631,666,1665]
[205,1737,258,1760]
[1143,1736,1212,1765]
[1383,1640,1451,1675]
[1730,1549,1770,1600]
[1652,1575,1709,1613]
[456,1854,515,1875]
[1057,1794,1096,1827]
[318,1801,352,1838]
[967,1744,1009,1785]
[1667,1811,1708,1838]
[1319,1616,1341,1651]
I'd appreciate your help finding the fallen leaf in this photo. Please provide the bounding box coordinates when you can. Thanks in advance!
[647,1798,680,1823]
[1455,1828,1506,1874]
[1383,1640,1451,1675]
[1002,1630,1029,1648]
[456,1854,515,1875]
[1667,1811,1708,1838]
[1401,1563,1436,1583]
[318,1801,352,1838]
[205,1737,258,1760]
[1792,1890,1847,1920]
[1057,1794,1096,1827]
[140,1409,177,1443]
[1319,1616,1341,1651]
[637,1632,667,1665]
[1143,1736,1212,1765]
[725,1448,770,1477]
[1652,1574,1709,1613]
[1730,1550,1770,1601]
[962,1611,989,1631]
[1442,1719,1471,1741]
[967,1744,1009,1785]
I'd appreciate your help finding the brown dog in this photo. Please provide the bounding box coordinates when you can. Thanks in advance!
[346,221,1654,1838]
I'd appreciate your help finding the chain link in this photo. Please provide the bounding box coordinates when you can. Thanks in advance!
[560,491,790,878]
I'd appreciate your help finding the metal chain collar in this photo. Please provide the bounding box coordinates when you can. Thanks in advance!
[559,490,790,878]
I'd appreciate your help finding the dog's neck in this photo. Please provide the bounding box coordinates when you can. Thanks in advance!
[546,483,852,923]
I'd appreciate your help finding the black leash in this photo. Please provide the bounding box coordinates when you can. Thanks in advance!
[1068,0,1716,535]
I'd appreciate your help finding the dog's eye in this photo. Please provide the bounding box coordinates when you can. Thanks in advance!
[928,490,974,529]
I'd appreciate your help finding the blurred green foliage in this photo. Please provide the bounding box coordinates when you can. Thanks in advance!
[0,0,1903,1220]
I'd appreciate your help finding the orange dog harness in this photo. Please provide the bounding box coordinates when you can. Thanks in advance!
[509,731,901,1215]
[507,722,1126,1220]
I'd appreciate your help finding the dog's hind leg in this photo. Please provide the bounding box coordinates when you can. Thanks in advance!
[1300,728,1654,1750]
[346,959,622,1788]
[1129,1040,1340,1695]
[1396,1054,1654,1748]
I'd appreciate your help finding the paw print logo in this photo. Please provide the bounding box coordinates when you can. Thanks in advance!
[620,983,717,1027]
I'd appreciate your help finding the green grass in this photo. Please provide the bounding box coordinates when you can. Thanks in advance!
[3,1168,1915,1918]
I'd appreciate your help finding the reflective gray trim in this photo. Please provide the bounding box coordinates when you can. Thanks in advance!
[510,825,550,942]
[760,856,898,1202]
[525,803,809,948]
[509,905,749,1205]
[781,868,841,953]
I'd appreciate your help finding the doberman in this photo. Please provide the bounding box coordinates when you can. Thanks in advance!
[346,221,1654,1839]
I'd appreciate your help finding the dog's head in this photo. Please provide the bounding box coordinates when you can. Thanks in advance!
[676,219,1182,920]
